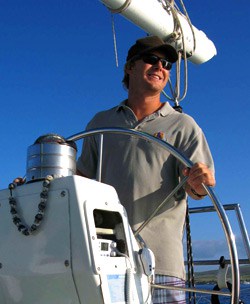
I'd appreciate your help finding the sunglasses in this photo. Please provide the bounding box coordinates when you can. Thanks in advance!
[136,54,172,70]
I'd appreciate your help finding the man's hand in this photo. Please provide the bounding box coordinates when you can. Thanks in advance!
[13,177,26,185]
[183,163,215,199]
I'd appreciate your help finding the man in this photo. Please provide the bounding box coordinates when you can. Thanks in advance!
[77,36,215,303]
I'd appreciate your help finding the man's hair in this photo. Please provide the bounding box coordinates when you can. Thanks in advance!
[122,60,135,90]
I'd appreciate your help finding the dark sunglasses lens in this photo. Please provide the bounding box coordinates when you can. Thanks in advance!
[162,60,172,70]
[143,55,158,65]
[142,55,172,70]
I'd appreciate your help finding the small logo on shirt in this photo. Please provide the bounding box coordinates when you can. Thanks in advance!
[153,131,166,141]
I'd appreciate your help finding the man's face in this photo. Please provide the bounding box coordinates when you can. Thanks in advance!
[127,51,171,93]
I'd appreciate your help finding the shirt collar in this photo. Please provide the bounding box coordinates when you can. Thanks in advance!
[158,102,173,117]
[116,100,174,117]
[116,100,127,112]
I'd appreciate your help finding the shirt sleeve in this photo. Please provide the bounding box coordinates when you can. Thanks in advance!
[178,122,215,177]
[76,117,100,179]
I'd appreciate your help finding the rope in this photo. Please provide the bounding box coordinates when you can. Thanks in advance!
[160,0,197,108]
[179,0,196,53]
[185,199,197,304]
[108,0,132,14]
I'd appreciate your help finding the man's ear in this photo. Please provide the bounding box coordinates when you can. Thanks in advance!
[125,62,134,74]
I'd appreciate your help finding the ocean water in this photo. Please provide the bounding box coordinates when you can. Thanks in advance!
[185,284,250,303]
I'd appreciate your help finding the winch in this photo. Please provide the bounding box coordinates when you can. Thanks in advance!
[26,133,77,182]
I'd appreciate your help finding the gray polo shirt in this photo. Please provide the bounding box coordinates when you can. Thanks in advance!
[77,101,214,280]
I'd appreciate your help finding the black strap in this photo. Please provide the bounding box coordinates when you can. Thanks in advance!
[211,282,244,304]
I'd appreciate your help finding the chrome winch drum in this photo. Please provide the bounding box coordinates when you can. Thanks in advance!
[26,134,77,182]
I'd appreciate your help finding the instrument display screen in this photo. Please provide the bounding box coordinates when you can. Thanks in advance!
[101,242,109,251]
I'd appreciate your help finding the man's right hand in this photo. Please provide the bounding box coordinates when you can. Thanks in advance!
[13,177,26,185]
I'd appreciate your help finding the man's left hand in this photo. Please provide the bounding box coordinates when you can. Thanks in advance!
[183,162,215,199]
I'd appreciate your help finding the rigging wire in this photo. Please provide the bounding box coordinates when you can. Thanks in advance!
[108,0,133,68]
[111,14,119,67]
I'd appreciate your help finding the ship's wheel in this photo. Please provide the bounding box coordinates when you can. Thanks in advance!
[68,127,240,304]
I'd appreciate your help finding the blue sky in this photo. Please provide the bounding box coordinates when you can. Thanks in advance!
[0,0,249,263]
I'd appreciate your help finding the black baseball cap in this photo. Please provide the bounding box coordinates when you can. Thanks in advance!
[126,36,178,63]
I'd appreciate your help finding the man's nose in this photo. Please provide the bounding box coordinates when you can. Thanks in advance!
[154,59,163,69]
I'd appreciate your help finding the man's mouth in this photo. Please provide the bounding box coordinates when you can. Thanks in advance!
[148,73,162,80]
